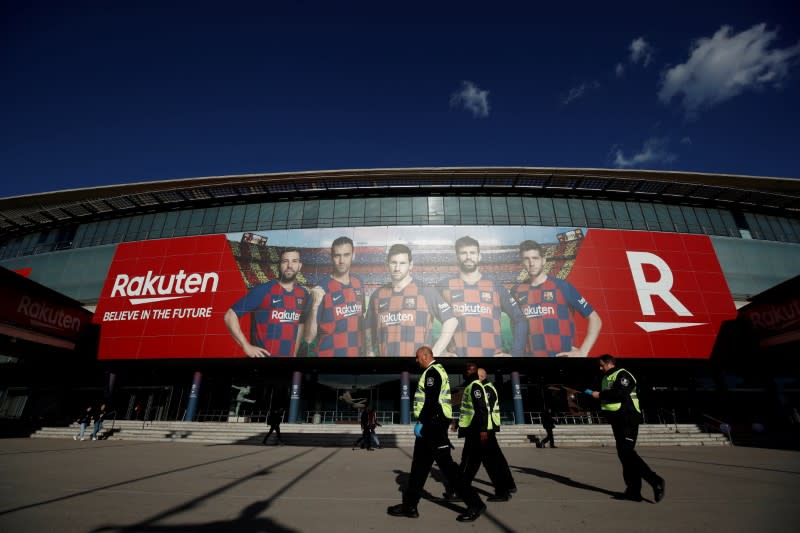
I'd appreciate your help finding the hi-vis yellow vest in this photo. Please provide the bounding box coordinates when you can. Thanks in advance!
[413,362,452,419]
[483,381,502,428]
[601,368,640,413]
[458,380,491,430]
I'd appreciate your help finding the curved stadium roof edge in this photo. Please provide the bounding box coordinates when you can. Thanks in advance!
[2,167,799,238]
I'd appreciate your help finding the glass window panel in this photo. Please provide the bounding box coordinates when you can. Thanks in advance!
[506,196,524,224]
[272,202,289,230]
[365,198,382,226]
[522,197,541,225]
[788,218,800,244]
[778,216,798,243]
[214,206,233,233]
[538,197,555,226]
[719,210,738,238]
[397,197,413,225]
[243,204,260,229]
[681,206,701,233]
[302,200,319,229]
[199,207,217,233]
[667,205,688,233]
[380,197,397,225]
[333,198,351,226]
[73,224,88,247]
[491,197,509,224]
[444,197,460,225]
[459,197,477,225]
[706,208,728,236]
[257,203,275,230]
[349,198,365,226]
[150,212,167,239]
[597,200,617,228]
[475,196,493,225]
[124,216,142,241]
[428,196,444,224]
[173,210,191,237]
[640,203,659,231]
[318,200,335,228]
[161,212,178,238]
[228,205,245,232]
[412,197,429,224]
[611,201,632,229]
[653,204,673,232]
[583,199,601,227]
[98,220,117,245]
[114,217,131,241]
[287,201,304,229]
[553,198,571,226]
[138,214,156,239]
[626,202,646,230]
[743,213,761,239]
[568,199,587,226]
[695,208,713,234]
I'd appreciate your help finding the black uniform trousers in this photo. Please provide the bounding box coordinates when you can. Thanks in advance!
[405,422,482,510]
[611,420,658,496]
[461,431,510,495]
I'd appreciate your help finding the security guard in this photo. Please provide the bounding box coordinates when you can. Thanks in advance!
[388,346,486,522]
[586,354,665,502]
[479,368,517,495]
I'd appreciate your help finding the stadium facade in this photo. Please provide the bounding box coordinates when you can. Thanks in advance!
[1,168,799,429]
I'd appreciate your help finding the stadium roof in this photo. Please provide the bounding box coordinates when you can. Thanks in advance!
[1,167,799,238]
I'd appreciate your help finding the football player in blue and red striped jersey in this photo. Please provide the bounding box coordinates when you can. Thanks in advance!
[304,236,366,357]
[365,244,458,358]
[442,236,528,357]
[224,248,310,357]
[514,240,602,357]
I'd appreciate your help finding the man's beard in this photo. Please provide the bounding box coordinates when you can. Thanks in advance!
[280,271,297,283]
[459,262,478,274]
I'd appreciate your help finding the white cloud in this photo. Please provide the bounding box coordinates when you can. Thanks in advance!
[450,81,490,118]
[615,63,625,77]
[630,37,654,66]
[561,80,600,105]
[659,23,800,113]
[613,137,677,168]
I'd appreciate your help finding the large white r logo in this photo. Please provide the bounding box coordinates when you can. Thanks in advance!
[626,251,692,317]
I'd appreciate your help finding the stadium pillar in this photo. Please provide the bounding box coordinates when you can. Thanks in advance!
[288,371,302,423]
[511,371,524,424]
[184,371,202,421]
[104,371,116,404]
[400,371,411,424]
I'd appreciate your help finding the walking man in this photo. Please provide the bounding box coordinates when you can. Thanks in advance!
[586,354,665,502]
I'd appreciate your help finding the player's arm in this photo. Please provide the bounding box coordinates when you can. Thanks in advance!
[303,285,325,344]
[500,284,529,357]
[224,308,270,358]
[557,283,602,357]
[432,316,458,357]
[363,292,378,357]
[293,322,305,357]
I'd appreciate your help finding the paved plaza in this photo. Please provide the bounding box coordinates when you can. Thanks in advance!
[0,438,798,532]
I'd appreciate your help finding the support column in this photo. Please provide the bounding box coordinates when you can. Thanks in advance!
[104,372,116,404]
[400,371,411,424]
[288,371,302,423]
[511,371,524,424]
[184,371,202,421]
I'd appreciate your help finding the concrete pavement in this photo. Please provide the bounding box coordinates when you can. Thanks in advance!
[0,438,798,532]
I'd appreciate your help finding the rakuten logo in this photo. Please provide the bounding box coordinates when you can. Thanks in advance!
[111,270,220,305]
[272,309,301,322]
[453,303,490,315]
[522,304,556,319]
[380,312,414,326]
[335,303,363,318]
[17,295,81,332]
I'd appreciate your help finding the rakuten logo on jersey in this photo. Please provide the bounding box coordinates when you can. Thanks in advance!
[522,304,556,319]
[335,303,363,318]
[380,312,414,326]
[272,309,301,323]
[110,270,220,305]
[453,303,490,316]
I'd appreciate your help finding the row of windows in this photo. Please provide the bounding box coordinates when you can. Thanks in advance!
[2,195,800,259]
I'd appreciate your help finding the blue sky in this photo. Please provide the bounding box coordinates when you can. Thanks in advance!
[2,1,799,197]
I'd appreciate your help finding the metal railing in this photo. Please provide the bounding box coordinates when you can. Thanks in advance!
[701,413,734,445]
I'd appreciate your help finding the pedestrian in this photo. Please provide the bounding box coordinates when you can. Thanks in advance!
[479,368,517,493]
[90,403,107,441]
[73,406,92,441]
[368,407,382,449]
[586,354,665,502]
[457,363,512,502]
[387,346,486,522]
[541,408,557,448]
[263,407,285,445]
[352,406,373,450]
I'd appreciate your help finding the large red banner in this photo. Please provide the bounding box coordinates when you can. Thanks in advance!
[92,229,737,360]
